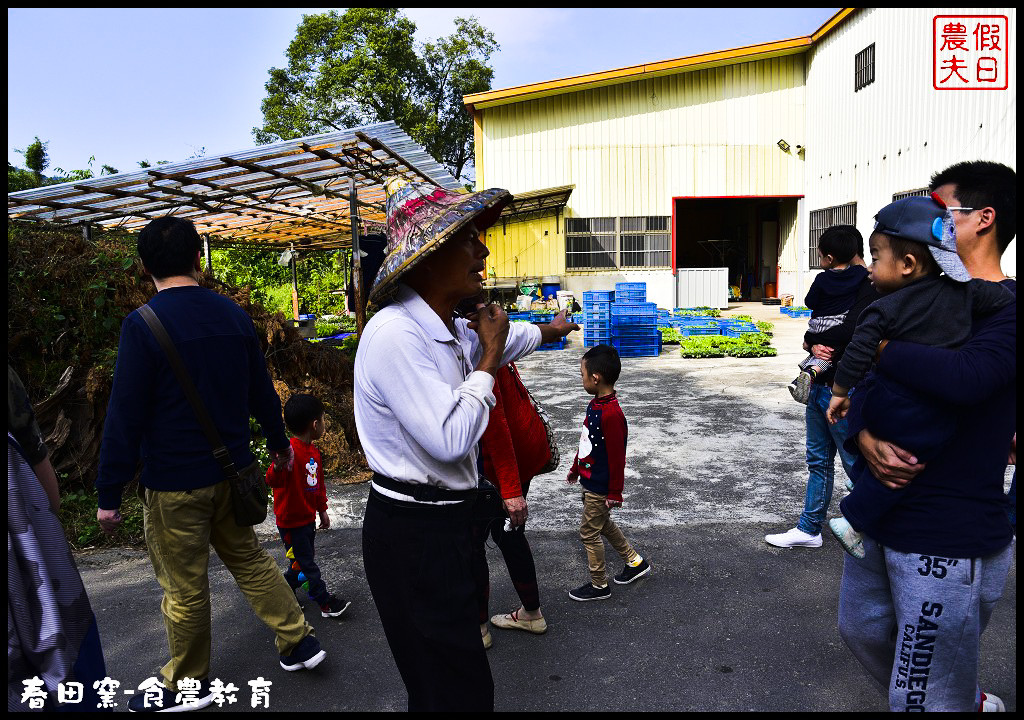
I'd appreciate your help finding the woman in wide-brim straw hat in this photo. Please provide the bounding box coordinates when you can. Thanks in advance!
[353,178,578,712]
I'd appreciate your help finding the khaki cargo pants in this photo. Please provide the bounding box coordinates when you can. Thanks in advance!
[579,491,639,587]
[141,479,313,689]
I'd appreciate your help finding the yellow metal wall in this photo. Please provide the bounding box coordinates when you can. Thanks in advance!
[485,214,563,278]
[479,55,808,278]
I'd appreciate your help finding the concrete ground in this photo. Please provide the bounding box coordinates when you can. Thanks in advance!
[73,302,1015,712]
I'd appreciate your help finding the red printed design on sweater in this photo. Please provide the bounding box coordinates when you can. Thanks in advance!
[570,392,628,502]
[266,437,327,528]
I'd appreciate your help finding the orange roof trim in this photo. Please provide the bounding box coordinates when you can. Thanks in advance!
[465,8,857,111]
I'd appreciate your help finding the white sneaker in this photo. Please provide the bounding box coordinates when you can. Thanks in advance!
[980,692,1005,712]
[765,527,822,548]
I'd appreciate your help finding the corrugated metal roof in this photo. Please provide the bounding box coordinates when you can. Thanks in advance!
[7,121,461,250]
[464,9,857,111]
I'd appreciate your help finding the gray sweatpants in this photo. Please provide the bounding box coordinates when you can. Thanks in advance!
[838,536,1014,711]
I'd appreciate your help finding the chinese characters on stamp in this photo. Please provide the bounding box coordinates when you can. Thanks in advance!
[934,15,1009,90]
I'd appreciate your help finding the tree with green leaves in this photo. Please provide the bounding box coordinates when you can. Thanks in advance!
[254,9,498,182]
[14,136,50,182]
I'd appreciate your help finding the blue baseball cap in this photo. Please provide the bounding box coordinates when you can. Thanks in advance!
[873,195,971,282]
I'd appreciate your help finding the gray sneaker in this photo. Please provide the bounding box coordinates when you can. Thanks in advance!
[828,517,866,559]
[788,371,812,404]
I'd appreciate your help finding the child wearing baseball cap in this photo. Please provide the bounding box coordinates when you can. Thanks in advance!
[823,194,1014,559]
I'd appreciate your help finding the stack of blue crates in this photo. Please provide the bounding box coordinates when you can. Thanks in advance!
[582,290,613,348]
[611,283,659,357]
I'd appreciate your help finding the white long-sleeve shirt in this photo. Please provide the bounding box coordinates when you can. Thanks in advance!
[354,284,541,501]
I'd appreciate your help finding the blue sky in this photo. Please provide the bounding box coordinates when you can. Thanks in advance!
[7,8,839,180]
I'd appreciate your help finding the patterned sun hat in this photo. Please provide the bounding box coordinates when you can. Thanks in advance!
[368,177,512,306]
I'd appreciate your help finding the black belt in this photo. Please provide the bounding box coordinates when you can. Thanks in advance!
[372,473,477,503]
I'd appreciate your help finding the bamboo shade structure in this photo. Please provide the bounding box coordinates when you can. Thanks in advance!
[7,121,462,250]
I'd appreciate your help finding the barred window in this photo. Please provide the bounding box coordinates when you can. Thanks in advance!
[566,217,617,270]
[565,216,671,270]
[619,216,671,268]
[892,188,929,201]
[855,43,875,92]
[808,203,857,269]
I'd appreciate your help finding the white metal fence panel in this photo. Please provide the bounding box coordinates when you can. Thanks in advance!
[675,268,729,309]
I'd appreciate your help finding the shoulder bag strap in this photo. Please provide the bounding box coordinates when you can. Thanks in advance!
[136,303,240,480]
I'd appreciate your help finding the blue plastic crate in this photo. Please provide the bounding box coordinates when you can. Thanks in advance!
[582,290,615,303]
[614,294,647,305]
[583,303,611,316]
[611,302,657,317]
[611,337,660,357]
[536,337,567,351]
[611,325,660,338]
[531,313,555,323]
[779,306,792,315]
[615,282,647,293]
[583,320,610,332]
[682,326,719,336]
[723,327,759,337]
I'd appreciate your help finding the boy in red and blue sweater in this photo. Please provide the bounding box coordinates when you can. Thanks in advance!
[267,394,349,618]
[566,345,651,601]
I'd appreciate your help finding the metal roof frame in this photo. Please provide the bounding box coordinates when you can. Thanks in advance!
[497,184,574,234]
[7,121,462,251]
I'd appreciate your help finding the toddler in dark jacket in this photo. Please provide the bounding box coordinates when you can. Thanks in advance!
[825,195,1014,558]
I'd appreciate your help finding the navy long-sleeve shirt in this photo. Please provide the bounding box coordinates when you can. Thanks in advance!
[843,279,1016,558]
[96,286,288,510]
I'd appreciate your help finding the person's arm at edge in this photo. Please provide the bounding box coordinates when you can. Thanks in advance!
[31,457,61,512]
[96,318,153,531]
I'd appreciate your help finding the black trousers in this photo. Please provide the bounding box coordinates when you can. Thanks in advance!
[362,490,494,712]
[472,479,541,621]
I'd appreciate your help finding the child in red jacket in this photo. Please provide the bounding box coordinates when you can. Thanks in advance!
[266,394,349,618]
[567,345,651,601]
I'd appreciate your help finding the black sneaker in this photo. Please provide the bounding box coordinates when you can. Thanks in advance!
[320,595,351,618]
[614,559,652,585]
[279,634,327,671]
[127,679,213,712]
[568,582,611,602]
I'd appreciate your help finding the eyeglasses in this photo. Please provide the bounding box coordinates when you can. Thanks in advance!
[947,206,974,213]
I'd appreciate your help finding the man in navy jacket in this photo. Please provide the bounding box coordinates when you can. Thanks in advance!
[96,218,325,711]
[838,162,1016,712]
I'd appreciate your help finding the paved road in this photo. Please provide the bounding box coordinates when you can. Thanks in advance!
[72,303,1016,712]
